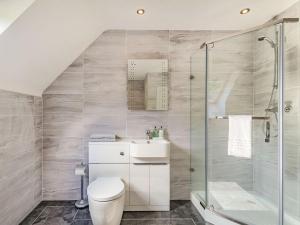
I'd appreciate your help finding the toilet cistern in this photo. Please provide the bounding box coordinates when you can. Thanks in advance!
[88,142,126,225]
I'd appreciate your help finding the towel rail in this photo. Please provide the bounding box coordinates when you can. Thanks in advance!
[213,116,270,120]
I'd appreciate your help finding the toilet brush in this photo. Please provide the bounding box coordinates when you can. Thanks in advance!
[75,162,89,209]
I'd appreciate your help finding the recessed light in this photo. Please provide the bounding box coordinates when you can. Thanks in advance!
[137,9,145,15]
[240,8,251,15]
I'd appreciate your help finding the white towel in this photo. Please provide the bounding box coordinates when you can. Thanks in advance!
[228,115,252,158]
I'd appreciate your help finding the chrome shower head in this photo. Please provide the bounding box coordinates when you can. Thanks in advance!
[258,36,276,48]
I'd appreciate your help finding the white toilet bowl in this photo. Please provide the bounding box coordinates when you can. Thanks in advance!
[87,177,125,225]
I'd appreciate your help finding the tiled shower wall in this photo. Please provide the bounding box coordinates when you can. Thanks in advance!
[42,30,218,200]
[206,32,255,191]
[0,90,42,225]
[190,31,255,201]
[281,3,300,220]
[253,1,300,220]
[190,3,300,221]
[253,26,279,205]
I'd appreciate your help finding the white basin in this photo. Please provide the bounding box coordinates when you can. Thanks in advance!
[130,139,170,158]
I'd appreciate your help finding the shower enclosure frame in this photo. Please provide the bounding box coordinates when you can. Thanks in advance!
[192,17,299,225]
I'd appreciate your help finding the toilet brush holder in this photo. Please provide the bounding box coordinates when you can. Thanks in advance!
[75,163,89,209]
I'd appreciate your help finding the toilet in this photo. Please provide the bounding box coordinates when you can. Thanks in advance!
[87,177,125,225]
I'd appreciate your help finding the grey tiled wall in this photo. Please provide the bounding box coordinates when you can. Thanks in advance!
[0,90,42,225]
[42,30,218,200]
[205,31,255,192]
[253,2,300,220]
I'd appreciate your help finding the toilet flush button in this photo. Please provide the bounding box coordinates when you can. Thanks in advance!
[120,152,124,156]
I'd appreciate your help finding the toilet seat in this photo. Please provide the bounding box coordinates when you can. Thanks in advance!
[87,177,125,202]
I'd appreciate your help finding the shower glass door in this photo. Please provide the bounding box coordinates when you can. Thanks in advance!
[191,47,207,204]
[206,25,281,225]
[283,21,300,225]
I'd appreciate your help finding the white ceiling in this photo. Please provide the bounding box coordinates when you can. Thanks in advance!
[100,0,298,30]
[0,0,298,96]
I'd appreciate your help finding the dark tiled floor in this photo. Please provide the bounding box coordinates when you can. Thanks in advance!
[20,201,209,225]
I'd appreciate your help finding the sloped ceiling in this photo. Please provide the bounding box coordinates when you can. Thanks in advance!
[0,0,298,96]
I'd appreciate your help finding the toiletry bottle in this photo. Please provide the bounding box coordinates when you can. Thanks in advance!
[153,126,158,138]
[159,126,164,139]
[152,127,156,138]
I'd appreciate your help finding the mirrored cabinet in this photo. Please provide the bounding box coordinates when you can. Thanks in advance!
[127,59,169,111]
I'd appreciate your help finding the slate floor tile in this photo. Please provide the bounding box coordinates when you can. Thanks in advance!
[20,201,206,225]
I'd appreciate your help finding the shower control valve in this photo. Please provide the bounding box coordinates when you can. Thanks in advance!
[284,102,293,113]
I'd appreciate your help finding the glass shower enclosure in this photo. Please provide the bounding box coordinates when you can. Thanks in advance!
[190,18,300,225]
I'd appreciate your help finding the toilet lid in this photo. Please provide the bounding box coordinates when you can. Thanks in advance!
[87,177,125,202]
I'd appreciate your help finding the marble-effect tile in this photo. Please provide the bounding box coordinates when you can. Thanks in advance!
[42,29,216,200]
[0,90,42,225]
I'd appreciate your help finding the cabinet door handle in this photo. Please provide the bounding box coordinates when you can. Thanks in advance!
[133,163,167,165]
[120,152,125,156]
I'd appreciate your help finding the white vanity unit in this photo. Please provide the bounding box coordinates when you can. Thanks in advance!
[88,139,170,211]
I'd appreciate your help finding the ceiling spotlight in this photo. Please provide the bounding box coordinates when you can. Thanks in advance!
[240,8,251,15]
[137,9,145,15]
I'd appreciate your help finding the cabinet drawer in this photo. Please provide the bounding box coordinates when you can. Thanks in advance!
[89,143,130,163]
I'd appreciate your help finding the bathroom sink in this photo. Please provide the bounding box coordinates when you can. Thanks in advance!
[130,139,170,158]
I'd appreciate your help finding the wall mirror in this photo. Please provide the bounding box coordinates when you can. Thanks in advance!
[127,59,169,111]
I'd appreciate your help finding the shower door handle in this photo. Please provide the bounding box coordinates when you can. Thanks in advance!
[265,121,270,143]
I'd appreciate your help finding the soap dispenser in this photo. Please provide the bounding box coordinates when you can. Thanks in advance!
[159,126,164,139]
[152,126,158,138]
